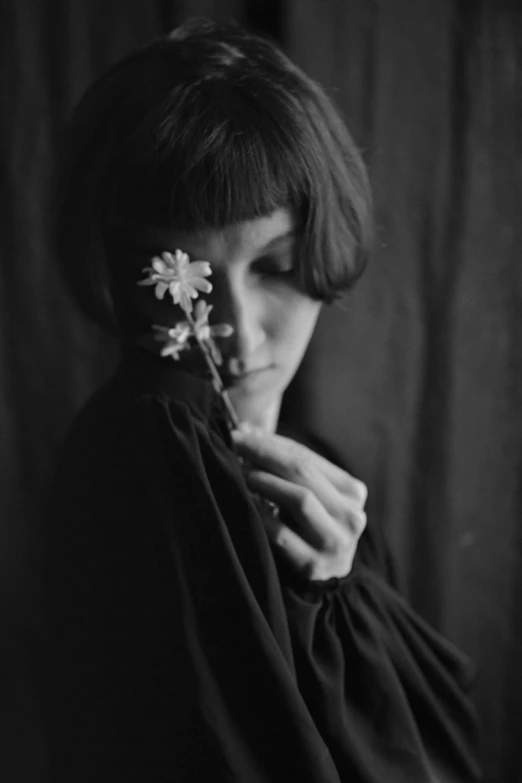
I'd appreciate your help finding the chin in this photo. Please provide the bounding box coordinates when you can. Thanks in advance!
[227,387,279,427]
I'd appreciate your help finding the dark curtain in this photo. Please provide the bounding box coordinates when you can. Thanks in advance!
[286,3,522,782]
[1,1,520,781]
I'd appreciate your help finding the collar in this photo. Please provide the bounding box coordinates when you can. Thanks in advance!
[117,343,228,427]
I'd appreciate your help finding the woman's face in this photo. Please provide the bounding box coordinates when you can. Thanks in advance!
[129,209,322,429]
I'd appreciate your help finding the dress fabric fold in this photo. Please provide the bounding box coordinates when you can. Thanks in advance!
[44,349,481,782]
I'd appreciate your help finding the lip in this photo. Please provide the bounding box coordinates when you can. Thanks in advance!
[220,366,272,386]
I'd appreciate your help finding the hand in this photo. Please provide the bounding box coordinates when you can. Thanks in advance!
[231,426,367,582]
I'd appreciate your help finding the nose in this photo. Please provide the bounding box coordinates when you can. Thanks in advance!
[211,274,266,366]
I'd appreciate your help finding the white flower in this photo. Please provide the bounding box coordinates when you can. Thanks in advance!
[183,301,233,365]
[152,322,191,360]
[138,248,235,429]
[138,249,212,313]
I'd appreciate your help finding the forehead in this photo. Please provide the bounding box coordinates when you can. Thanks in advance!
[130,209,295,263]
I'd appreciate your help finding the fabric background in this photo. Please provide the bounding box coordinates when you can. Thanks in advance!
[1,1,520,781]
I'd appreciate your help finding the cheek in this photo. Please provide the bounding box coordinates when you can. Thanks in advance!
[266,294,321,353]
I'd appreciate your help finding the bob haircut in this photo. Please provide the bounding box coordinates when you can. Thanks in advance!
[55,18,373,337]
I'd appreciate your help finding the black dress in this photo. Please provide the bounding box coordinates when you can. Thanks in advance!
[44,348,480,782]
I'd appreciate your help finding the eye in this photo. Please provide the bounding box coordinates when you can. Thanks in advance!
[253,254,296,278]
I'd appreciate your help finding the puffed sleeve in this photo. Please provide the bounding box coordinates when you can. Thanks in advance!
[44,386,342,783]
[278,557,481,782]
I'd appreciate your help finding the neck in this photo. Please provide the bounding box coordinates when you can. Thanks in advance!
[246,398,281,434]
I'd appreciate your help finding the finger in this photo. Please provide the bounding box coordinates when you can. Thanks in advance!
[234,430,360,520]
[305,450,368,507]
[246,469,349,554]
[262,513,319,577]
[277,438,367,505]
[233,428,367,507]
[244,443,345,521]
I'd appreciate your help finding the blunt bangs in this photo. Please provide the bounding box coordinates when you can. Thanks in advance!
[106,75,306,233]
[55,19,372,335]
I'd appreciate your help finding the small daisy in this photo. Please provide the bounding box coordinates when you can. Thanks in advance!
[137,247,239,428]
[152,322,191,360]
[187,301,234,365]
[138,249,212,313]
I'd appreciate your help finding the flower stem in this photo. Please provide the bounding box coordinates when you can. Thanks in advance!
[185,311,279,519]
[186,311,240,429]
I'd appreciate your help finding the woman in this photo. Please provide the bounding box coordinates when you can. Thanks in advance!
[45,18,480,782]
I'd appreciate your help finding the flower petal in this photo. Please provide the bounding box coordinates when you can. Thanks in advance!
[170,283,181,304]
[183,283,199,299]
[152,257,167,274]
[210,324,234,338]
[175,249,190,267]
[170,324,191,342]
[155,281,169,300]
[191,279,213,294]
[176,318,192,335]
[197,325,211,341]
[187,261,212,279]
[194,300,210,320]
[179,290,193,313]
[162,345,183,359]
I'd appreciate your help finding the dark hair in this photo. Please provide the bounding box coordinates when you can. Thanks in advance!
[55,18,372,336]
